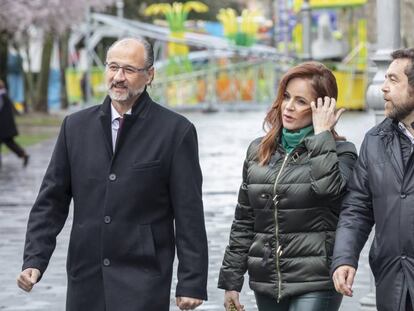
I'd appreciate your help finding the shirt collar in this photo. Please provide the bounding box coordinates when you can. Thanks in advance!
[398,121,414,144]
[111,102,131,123]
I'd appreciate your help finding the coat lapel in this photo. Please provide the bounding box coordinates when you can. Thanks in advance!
[380,122,404,182]
[112,91,152,157]
[99,96,114,158]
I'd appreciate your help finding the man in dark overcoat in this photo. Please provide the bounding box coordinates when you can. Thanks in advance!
[0,79,29,167]
[17,38,208,311]
[332,48,414,311]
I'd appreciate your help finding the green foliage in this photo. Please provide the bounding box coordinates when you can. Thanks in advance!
[234,32,256,47]
[125,0,240,21]
[166,56,193,75]
[15,114,63,127]
[14,133,54,148]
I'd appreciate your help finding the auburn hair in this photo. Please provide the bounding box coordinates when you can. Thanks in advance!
[258,61,343,165]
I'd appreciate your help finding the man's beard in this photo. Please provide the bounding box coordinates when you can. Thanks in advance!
[107,82,145,102]
[386,100,414,121]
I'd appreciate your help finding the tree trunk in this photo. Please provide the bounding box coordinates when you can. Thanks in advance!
[0,32,8,86]
[22,37,35,112]
[58,30,69,109]
[34,32,54,113]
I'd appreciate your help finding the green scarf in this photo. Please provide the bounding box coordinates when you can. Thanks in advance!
[281,125,314,154]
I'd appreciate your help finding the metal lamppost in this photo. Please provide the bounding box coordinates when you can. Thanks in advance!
[116,1,124,19]
[366,0,401,123]
[361,0,401,309]
[301,0,312,60]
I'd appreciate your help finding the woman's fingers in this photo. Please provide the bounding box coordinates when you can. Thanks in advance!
[317,97,323,108]
[310,101,316,111]
[329,98,336,111]
[315,97,336,110]
[324,96,331,109]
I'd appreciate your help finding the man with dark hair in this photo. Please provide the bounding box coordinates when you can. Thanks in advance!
[332,48,414,311]
[17,38,208,311]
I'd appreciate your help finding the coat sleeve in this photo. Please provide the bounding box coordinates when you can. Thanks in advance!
[169,123,208,300]
[22,117,72,277]
[331,135,375,274]
[217,145,255,292]
[304,130,358,202]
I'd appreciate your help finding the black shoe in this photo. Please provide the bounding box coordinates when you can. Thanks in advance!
[23,154,29,167]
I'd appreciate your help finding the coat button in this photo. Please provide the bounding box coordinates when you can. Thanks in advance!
[401,193,407,199]
[104,216,111,224]
[260,194,267,198]
[103,258,111,266]
[109,173,117,181]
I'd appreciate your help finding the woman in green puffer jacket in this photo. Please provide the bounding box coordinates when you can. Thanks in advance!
[218,62,358,311]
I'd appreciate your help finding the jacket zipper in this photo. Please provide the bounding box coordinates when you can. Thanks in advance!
[272,153,289,302]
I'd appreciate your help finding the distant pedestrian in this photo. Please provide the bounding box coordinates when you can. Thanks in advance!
[332,48,414,311]
[218,62,357,311]
[0,79,29,167]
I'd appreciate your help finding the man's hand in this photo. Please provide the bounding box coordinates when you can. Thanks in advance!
[224,290,245,311]
[176,297,203,310]
[17,268,41,292]
[332,265,356,297]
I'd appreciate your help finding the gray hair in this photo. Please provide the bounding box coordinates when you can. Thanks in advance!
[107,37,154,68]
[391,48,414,90]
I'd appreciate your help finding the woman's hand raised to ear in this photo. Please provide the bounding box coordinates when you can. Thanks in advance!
[311,97,346,135]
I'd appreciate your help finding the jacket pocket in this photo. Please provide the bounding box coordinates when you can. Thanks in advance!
[261,240,272,268]
[137,224,161,275]
[132,160,161,170]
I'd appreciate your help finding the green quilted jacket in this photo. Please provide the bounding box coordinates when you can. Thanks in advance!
[218,130,357,301]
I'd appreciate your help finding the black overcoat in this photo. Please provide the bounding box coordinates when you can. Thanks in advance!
[332,118,414,311]
[0,92,18,139]
[22,91,208,311]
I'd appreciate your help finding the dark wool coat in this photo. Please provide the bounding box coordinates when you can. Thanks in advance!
[23,91,208,311]
[0,91,18,139]
[332,118,414,311]
[218,131,357,301]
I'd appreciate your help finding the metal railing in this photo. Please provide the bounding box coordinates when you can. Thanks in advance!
[149,59,291,111]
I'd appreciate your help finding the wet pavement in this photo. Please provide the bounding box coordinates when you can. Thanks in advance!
[0,110,376,310]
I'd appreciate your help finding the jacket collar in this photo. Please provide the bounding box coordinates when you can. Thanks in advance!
[99,90,152,120]
[370,117,394,136]
[98,90,153,157]
[372,117,404,180]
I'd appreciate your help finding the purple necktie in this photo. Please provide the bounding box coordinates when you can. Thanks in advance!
[116,117,124,145]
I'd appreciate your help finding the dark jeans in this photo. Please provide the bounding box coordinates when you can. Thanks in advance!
[0,137,26,158]
[255,290,342,311]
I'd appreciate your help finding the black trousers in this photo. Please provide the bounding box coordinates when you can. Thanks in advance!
[0,137,26,158]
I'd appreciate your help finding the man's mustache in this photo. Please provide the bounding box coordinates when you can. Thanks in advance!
[110,82,127,88]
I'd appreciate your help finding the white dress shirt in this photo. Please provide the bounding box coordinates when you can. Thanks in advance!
[111,103,131,152]
[398,121,414,153]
